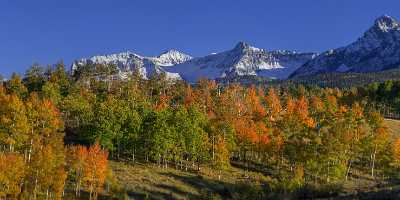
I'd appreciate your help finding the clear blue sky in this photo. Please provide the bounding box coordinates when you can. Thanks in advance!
[0,0,399,77]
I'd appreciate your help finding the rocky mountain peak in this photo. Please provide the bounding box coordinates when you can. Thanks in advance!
[232,42,264,57]
[290,14,400,78]
[155,49,192,66]
[373,15,399,32]
[233,41,258,52]
[234,41,249,49]
[159,49,188,57]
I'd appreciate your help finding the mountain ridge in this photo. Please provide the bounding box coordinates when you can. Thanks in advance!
[290,15,400,78]
[72,42,316,82]
[71,15,400,82]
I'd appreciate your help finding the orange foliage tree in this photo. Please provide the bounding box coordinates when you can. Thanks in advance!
[0,152,25,198]
[68,145,88,197]
[84,142,109,200]
[393,138,400,167]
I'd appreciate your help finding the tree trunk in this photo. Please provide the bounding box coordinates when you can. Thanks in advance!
[28,138,33,162]
[371,145,377,178]
[346,160,352,181]
[197,158,200,171]
[132,148,135,164]
[212,136,215,161]
[327,161,330,183]
[117,139,120,160]
[158,154,161,167]
[75,177,81,197]
[33,170,38,199]
[89,186,93,200]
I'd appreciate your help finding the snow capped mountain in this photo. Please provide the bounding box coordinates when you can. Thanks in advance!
[291,15,400,78]
[71,50,192,80]
[166,42,316,82]
[153,49,193,66]
[72,42,316,82]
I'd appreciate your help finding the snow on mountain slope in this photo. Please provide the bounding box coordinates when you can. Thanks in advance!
[152,49,193,66]
[71,42,315,82]
[71,50,192,80]
[291,15,400,78]
[165,42,316,82]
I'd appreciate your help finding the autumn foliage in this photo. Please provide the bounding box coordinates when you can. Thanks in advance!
[0,153,25,198]
[84,142,109,199]
[1,64,400,198]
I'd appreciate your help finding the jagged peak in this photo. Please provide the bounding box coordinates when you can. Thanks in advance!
[92,50,142,58]
[373,14,399,32]
[234,41,250,50]
[153,49,192,66]
[158,49,191,58]
[160,49,179,55]
[233,41,262,52]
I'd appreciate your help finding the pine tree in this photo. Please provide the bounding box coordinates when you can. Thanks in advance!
[24,64,46,93]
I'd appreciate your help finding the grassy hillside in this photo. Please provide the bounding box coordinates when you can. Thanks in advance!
[110,161,268,200]
[385,119,400,138]
[96,161,400,200]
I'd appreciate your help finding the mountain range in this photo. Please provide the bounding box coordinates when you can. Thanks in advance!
[72,15,400,82]
[291,15,400,78]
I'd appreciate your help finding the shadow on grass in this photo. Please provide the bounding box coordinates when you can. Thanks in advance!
[114,161,400,200]
[126,189,177,200]
[122,172,203,200]
[335,186,400,200]
[156,171,243,199]
[64,189,118,200]
[230,160,275,177]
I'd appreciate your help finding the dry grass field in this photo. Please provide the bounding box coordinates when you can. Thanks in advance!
[110,161,268,200]
[385,119,400,138]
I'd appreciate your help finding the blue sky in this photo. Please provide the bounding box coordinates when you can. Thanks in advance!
[0,0,399,77]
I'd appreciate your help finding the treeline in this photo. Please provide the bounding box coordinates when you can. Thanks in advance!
[355,80,400,118]
[217,68,400,89]
[1,62,400,199]
[287,68,400,88]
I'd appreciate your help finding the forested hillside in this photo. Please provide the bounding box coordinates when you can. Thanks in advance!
[289,68,400,88]
[219,68,400,89]
[220,71,400,120]
[1,62,400,199]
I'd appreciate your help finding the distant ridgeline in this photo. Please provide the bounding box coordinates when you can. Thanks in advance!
[217,67,400,88]
[289,68,400,88]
